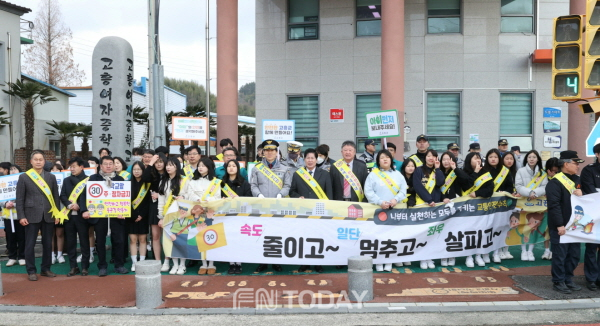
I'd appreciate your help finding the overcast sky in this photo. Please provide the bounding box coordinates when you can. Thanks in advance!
[17,0,256,92]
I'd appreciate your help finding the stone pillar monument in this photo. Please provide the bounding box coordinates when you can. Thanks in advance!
[92,36,134,163]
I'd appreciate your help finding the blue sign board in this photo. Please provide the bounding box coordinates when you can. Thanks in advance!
[543,107,562,118]
[587,119,600,157]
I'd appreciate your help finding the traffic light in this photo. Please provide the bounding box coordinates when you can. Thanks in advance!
[552,15,583,100]
[586,0,600,88]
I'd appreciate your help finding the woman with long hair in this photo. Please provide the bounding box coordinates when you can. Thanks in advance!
[182,157,222,275]
[144,153,168,270]
[412,149,444,270]
[462,152,494,268]
[515,150,549,261]
[157,157,188,275]
[128,161,150,271]
[396,158,418,268]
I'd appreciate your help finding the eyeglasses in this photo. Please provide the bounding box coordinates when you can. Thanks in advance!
[224,154,236,158]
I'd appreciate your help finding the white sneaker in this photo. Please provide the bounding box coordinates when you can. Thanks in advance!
[448,257,455,266]
[51,254,57,264]
[465,256,475,268]
[147,244,152,252]
[76,254,82,263]
[493,254,501,263]
[176,265,186,275]
[427,260,435,269]
[548,251,552,260]
[393,263,403,267]
[541,250,550,260]
[503,250,514,259]
[131,263,136,272]
[475,255,485,267]
[420,260,428,269]
[527,251,535,261]
[6,259,16,267]
[169,264,179,275]
[404,261,411,266]
[440,258,448,266]
[383,263,392,272]
[521,251,529,261]
[161,261,170,272]
[18,259,25,266]
[499,251,507,259]
[57,255,65,264]
[375,264,384,272]
[89,255,94,263]
[482,254,490,263]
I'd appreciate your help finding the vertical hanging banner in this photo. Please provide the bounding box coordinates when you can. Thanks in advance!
[92,36,134,164]
[171,117,209,141]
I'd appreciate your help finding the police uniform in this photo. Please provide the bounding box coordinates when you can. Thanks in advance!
[281,140,304,173]
[447,142,464,169]
[359,139,376,172]
[410,134,429,165]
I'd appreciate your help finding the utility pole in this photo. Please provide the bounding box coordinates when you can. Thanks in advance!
[148,0,165,149]
[205,0,211,156]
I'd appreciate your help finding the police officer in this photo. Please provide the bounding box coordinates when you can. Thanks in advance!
[546,150,584,294]
[410,134,429,167]
[447,143,464,169]
[359,139,376,172]
[250,139,292,273]
[282,140,304,172]
[498,139,509,156]
[580,143,600,291]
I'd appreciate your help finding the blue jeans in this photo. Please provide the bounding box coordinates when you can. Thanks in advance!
[549,229,581,283]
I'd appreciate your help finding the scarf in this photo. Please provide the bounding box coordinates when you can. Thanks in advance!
[99,171,116,187]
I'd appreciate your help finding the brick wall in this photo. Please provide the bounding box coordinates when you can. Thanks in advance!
[14,149,56,168]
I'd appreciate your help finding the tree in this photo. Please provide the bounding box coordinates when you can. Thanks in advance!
[164,78,216,111]
[3,79,57,168]
[132,105,149,149]
[22,0,85,86]
[73,122,92,159]
[45,120,78,163]
[0,107,9,125]
[238,82,255,117]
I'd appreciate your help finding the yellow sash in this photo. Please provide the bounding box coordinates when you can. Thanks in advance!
[59,176,89,216]
[183,165,195,179]
[334,159,364,202]
[493,166,510,192]
[409,155,423,167]
[371,168,401,195]
[526,171,547,190]
[402,193,411,203]
[463,172,493,196]
[440,170,457,194]
[163,177,189,216]
[2,207,15,219]
[25,169,68,224]
[554,172,576,194]
[221,183,238,198]
[119,171,131,180]
[201,178,221,201]
[296,168,328,200]
[416,169,436,205]
[132,182,151,210]
[256,163,283,189]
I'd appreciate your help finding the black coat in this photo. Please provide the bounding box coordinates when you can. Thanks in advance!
[412,165,445,203]
[15,170,60,224]
[221,178,253,197]
[580,162,600,195]
[486,165,515,193]
[441,168,471,200]
[290,168,333,199]
[404,174,416,207]
[60,172,98,225]
[546,173,581,229]
[465,170,494,198]
[330,159,368,202]
[129,178,150,220]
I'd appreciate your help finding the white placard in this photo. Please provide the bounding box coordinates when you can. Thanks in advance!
[262,120,295,141]
[171,117,209,141]
[365,110,400,139]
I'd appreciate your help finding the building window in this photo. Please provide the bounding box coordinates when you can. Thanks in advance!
[356,0,381,36]
[426,93,460,152]
[356,94,382,151]
[500,93,533,151]
[501,0,534,33]
[288,96,319,149]
[288,0,319,40]
[427,0,461,34]
[49,141,60,157]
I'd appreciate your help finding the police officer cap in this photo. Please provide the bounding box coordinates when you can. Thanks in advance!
[261,139,279,150]
[287,140,303,152]
[416,134,428,142]
[559,150,584,163]
[447,143,459,150]
[469,143,480,150]
[498,139,508,145]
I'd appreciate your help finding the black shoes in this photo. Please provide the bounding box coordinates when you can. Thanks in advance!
[587,281,598,291]
[228,264,242,274]
[553,282,572,294]
[40,270,56,277]
[115,267,129,274]
[67,267,81,277]
[273,264,283,272]
[315,265,324,273]
[28,273,38,281]
[99,268,108,277]
[298,265,309,273]
[187,260,198,268]
[228,265,236,274]
[335,265,345,269]
[81,269,89,276]
[565,281,582,291]
[235,264,242,274]
[255,264,267,273]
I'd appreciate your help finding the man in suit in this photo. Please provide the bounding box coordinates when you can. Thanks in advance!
[330,140,368,202]
[290,148,333,273]
[15,149,60,281]
[60,157,93,277]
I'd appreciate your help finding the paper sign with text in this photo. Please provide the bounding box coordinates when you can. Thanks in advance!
[86,181,131,218]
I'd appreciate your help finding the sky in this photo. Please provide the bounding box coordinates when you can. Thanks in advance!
[17,0,256,92]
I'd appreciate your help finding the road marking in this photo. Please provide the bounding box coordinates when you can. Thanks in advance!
[181,281,190,287]
[391,268,400,274]
[489,267,500,272]
[438,278,448,283]
[388,279,397,284]
[387,287,518,296]
[441,268,450,273]
[227,281,236,287]
[453,268,462,273]
[475,277,485,282]
[192,281,203,287]
[165,291,231,299]
[319,280,328,286]
[487,277,497,282]
[268,281,276,287]
[238,281,247,286]
[499,266,509,271]
[376,278,386,284]
[404,268,413,274]
[307,280,316,285]
[280,282,286,287]
[427,278,437,284]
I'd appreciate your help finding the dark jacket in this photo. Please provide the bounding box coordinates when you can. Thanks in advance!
[581,162,600,195]
[486,165,515,193]
[464,170,494,198]
[441,168,471,200]
[404,174,417,207]
[221,177,253,197]
[290,167,333,199]
[546,173,581,230]
[412,165,445,203]
[330,159,368,202]
[15,170,60,223]
[60,171,99,225]
[129,178,150,220]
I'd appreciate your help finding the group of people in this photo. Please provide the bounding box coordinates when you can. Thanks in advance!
[2,134,599,295]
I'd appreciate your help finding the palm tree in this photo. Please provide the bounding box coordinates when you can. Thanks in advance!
[165,110,177,148]
[3,79,57,168]
[74,123,92,159]
[132,105,149,149]
[0,107,9,125]
[46,120,78,164]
